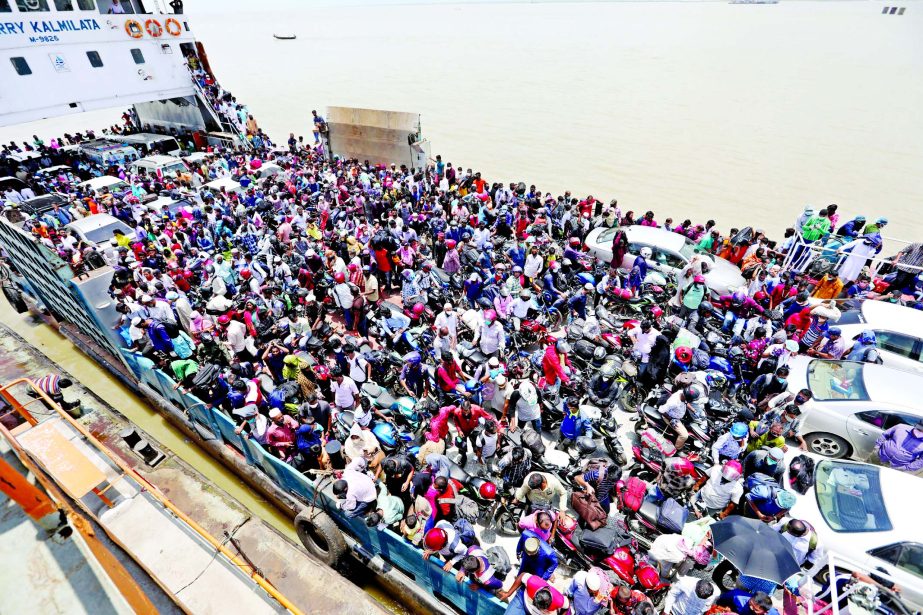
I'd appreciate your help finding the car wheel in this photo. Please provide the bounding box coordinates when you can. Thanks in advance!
[805,432,851,459]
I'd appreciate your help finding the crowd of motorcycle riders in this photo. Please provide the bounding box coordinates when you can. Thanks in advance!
[6,123,921,615]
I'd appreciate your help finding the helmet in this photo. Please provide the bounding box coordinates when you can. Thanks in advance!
[550,261,561,271]
[406,352,421,365]
[858,330,876,345]
[827,327,841,336]
[348,262,358,271]
[402,269,414,280]
[334,272,346,283]
[446,239,457,249]
[240,269,251,280]
[478,482,497,500]
[484,309,497,322]
[705,371,728,390]
[569,237,581,247]
[601,362,618,379]
[721,460,743,481]
[729,422,749,439]
[217,314,231,325]
[682,386,700,402]
[412,302,426,317]
[639,247,652,258]
[556,340,571,353]
[584,283,595,292]
[650,305,664,318]
[424,528,448,551]
[674,346,693,365]
[441,350,453,362]
[693,275,706,284]
[732,290,745,305]
[619,288,633,300]
[500,287,510,297]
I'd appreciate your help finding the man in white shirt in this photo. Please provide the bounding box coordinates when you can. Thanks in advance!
[433,303,458,347]
[330,369,359,411]
[663,577,717,615]
[345,345,370,385]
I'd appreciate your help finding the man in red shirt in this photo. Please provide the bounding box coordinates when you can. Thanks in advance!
[449,400,494,467]
[436,350,470,405]
[542,339,572,400]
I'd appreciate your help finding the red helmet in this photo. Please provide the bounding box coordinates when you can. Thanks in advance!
[650,306,664,318]
[675,346,693,364]
[412,302,426,317]
[478,482,497,500]
[348,263,358,271]
[619,288,633,300]
[569,237,581,247]
[240,269,251,280]
[334,272,346,283]
[754,290,768,301]
[217,314,231,325]
[424,527,448,551]
[446,239,457,249]
[693,274,706,284]
[484,309,497,322]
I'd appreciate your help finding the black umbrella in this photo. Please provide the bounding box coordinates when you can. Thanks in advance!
[711,516,800,584]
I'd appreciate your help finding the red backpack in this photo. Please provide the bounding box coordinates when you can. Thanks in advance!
[619,476,649,513]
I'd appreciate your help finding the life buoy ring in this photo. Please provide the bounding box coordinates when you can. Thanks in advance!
[125,19,143,38]
[145,19,163,38]
[165,18,182,37]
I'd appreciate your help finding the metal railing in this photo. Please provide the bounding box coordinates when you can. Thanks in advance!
[782,233,922,278]
[802,552,917,615]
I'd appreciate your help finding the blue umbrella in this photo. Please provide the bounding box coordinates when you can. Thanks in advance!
[711,516,800,584]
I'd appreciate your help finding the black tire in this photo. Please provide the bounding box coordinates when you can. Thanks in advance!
[295,509,348,567]
[2,285,27,313]
[618,385,643,412]
[805,432,852,459]
[712,559,739,591]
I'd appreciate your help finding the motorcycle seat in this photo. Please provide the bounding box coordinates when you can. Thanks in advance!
[637,498,660,525]
[642,405,662,422]
[361,382,397,409]
[447,460,471,484]
[338,411,355,428]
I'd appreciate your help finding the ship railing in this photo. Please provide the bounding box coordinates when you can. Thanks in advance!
[803,552,914,615]
[782,233,923,278]
[187,75,253,150]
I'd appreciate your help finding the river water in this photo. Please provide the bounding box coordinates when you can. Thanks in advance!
[3,0,922,241]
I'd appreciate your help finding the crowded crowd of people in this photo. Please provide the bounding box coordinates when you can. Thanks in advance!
[2,73,921,615]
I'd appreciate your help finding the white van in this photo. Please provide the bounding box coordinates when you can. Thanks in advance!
[129,155,188,178]
[65,214,134,247]
[202,177,245,199]
[113,133,182,157]
[78,140,141,166]
[77,176,131,196]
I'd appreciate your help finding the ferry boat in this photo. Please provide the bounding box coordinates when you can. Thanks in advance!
[0,2,492,614]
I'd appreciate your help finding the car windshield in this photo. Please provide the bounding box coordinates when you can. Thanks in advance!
[836,309,865,326]
[596,228,619,244]
[84,222,126,244]
[679,240,697,261]
[807,360,868,401]
[815,461,892,533]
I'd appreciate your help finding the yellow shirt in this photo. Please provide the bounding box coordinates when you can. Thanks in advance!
[811,277,843,300]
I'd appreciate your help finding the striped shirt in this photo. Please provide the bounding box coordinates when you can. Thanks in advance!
[34,374,60,396]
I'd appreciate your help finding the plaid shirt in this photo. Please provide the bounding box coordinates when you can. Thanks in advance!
[897,243,923,274]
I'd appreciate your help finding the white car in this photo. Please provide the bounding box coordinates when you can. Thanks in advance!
[65,214,133,247]
[77,176,130,196]
[129,155,188,178]
[787,459,923,610]
[835,301,923,376]
[786,355,923,460]
[584,225,745,295]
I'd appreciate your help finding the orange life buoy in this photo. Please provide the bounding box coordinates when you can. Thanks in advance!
[125,19,143,39]
[164,18,182,36]
[145,19,163,38]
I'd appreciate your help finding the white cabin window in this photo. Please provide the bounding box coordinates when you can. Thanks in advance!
[15,0,50,11]
[53,0,73,10]
[86,51,103,67]
[130,48,144,64]
[77,0,94,8]
[10,57,32,75]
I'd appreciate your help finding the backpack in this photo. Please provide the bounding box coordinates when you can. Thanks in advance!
[619,476,649,513]
[455,495,479,523]
[485,546,512,580]
[570,491,608,530]
[452,518,477,548]
[580,526,631,556]
[191,363,221,390]
[268,380,299,410]
[656,498,688,534]
[746,471,779,494]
